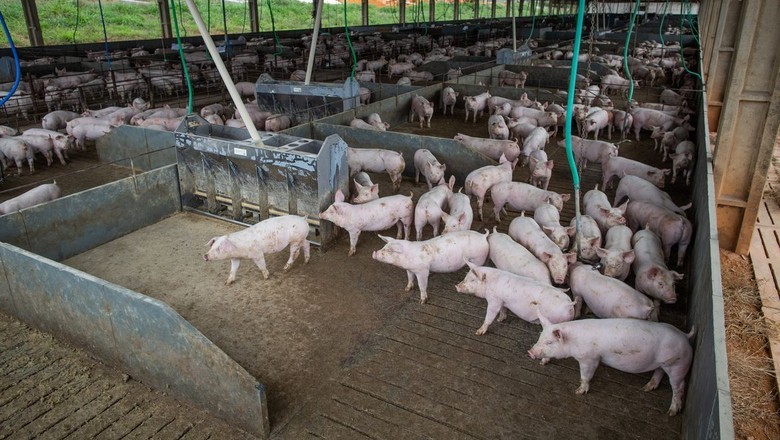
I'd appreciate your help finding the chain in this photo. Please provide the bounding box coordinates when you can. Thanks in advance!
[585,1,596,86]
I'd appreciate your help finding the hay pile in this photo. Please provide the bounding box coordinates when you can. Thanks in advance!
[721,251,780,439]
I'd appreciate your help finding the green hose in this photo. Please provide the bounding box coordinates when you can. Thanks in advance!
[679,4,702,82]
[170,0,194,113]
[659,0,668,52]
[266,0,282,56]
[343,0,356,78]
[564,0,585,191]
[622,0,641,105]
[525,0,536,46]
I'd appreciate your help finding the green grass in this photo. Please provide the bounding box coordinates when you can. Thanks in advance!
[0,0,546,48]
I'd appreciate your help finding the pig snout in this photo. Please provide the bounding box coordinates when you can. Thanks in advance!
[203,254,209,261]
[527,348,539,360]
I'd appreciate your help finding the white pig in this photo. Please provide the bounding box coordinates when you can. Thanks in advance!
[632,227,684,304]
[409,95,434,128]
[0,183,61,215]
[521,127,550,163]
[351,172,379,204]
[568,215,602,262]
[456,262,575,335]
[583,185,628,234]
[528,315,694,416]
[414,176,455,240]
[441,190,474,234]
[602,156,670,189]
[568,262,657,320]
[595,225,635,281]
[464,91,492,123]
[41,110,81,131]
[487,114,510,140]
[372,230,490,304]
[319,190,414,256]
[528,149,553,190]
[625,201,692,267]
[488,228,552,285]
[66,117,114,150]
[464,154,514,221]
[202,215,310,283]
[453,133,521,166]
[414,149,447,190]
[509,214,577,284]
[534,203,575,251]
[348,147,406,192]
[491,181,571,222]
[440,87,459,115]
[669,140,695,186]
[366,113,390,131]
[0,138,34,175]
[559,136,619,170]
[614,175,688,215]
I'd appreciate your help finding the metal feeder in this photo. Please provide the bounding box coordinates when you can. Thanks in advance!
[254,76,362,124]
[174,115,349,247]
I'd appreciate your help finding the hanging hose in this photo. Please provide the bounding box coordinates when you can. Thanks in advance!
[525,0,536,46]
[96,0,112,70]
[220,0,231,58]
[658,0,668,57]
[564,0,586,257]
[178,0,188,36]
[73,0,81,45]
[170,0,194,113]
[621,0,641,105]
[684,0,700,46]
[266,0,282,56]
[207,0,211,32]
[343,0,357,78]
[0,10,21,108]
[678,1,702,83]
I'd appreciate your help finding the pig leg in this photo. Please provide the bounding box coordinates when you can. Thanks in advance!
[226,259,242,285]
[476,196,484,222]
[414,270,430,304]
[347,230,361,256]
[252,254,270,279]
[426,114,431,128]
[497,307,507,322]
[284,242,301,272]
[677,244,688,268]
[54,148,67,165]
[431,221,439,238]
[643,368,665,392]
[575,360,601,395]
[415,218,426,241]
[415,167,421,184]
[666,372,687,416]
[302,239,311,263]
[476,300,503,335]
[404,270,416,292]
[43,151,53,167]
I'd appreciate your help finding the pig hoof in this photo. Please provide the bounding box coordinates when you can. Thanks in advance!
[262,271,270,280]
[475,328,487,336]
[642,382,659,392]
[225,279,234,286]
[348,249,356,257]
[540,358,550,366]
[575,385,589,395]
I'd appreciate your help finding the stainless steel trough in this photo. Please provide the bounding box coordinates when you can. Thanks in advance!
[254,76,362,124]
[174,115,349,247]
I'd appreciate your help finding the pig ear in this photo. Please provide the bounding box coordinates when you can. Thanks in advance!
[672,271,685,281]
[441,164,447,172]
[646,266,660,278]
[542,226,555,234]
[565,252,578,263]
[353,180,363,190]
[448,175,455,190]
[440,211,450,222]
[595,247,608,258]
[536,310,552,328]
[458,212,467,223]
[617,200,629,214]
[622,250,636,264]
[662,169,672,176]
[370,184,379,194]
[599,207,612,217]
[561,194,571,202]
[552,329,565,342]
[546,160,554,170]
[335,190,345,203]
[378,235,394,243]
[539,252,552,263]
[565,226,577,236]
[205,237,217,248]
[588,237,600,247]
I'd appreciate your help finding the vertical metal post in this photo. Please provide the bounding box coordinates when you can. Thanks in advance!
[429,0,435,23]
[506,0,512,17]
[400,0,406,25]
[21,0,44,46]
[474,0,480,19]
[539,0,546,15]
[361,0,369,26]
[248,0,259,33]
[454,0,460,21]
[491,0,497,18]
[519,0,525,16]
[157,0,173,40]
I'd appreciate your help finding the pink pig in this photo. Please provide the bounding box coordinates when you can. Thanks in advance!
[632,227,684,303]
[348,147,406,192]
[595,225,635,281]
[528,315,694,416]
[625,201,692,267]
[509,214,577,284]
[441,190,474,234]
[456,262,575,335]
[203,215,310,284]
[414,175,455,240]
[319,190,414,256]
[453,133,521,166]
[583,184,628,234]
[351,172,379,204]
[372,230,490,304]
[414,149,447,190]
[464,153,514,221]
[614,175,689,215]
[488,228,552,285]
[534,202,574,251]
[601,156,670,189]
[491,181,571,222]
[568,262,657,321]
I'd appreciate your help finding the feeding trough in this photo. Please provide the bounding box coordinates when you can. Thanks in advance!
[254,76,362,123]
[174,115,348,247]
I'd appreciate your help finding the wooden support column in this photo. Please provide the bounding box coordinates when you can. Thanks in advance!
[709,0,780,254]
[21,0,44,46]
[248,0,259,33]
[400,0,406,25]
[454,0,460,21]
[361,0,369,26]
[157,0,173,40]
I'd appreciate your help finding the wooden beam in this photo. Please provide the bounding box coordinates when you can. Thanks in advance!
[362,0,368,26]
[157,0,173,40]
[712,0,780,254]
[248,0,259,33]
[21,0,44,46]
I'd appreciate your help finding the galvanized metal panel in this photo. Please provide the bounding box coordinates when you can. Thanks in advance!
[0,245,121,367]
[0,252,17,316]
[96,125,177,172]
[316,134,349,249]
[0,165,181,262]
[0,241,270,438]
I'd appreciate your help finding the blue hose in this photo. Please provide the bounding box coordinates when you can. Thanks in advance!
[0,10,21,108]
[97,0,112,70]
